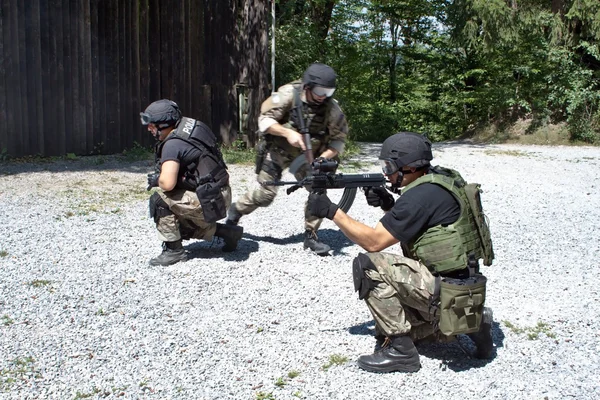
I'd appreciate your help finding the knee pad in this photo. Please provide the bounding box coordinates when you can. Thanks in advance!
[261,159,282,180]
[149,192,173,223]
[352,253,378,300]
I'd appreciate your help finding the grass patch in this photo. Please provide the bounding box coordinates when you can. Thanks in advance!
[287,370,300,379]
[0,356,42,391]
[29,279,52,288]
[274,377,286,388]
[122,142,153,162]
[74,387,102,399]
[95,308,109,316]
[503,320,556,340]
[0,250,7,258]
[321,354,348,371]
[484,149,530,157]
[221,140,256,165]
[2,315,14,326]
[256,392,275,400]
[469,120,599,146]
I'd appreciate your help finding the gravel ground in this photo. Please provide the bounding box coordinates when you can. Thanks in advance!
[1,141,599,400]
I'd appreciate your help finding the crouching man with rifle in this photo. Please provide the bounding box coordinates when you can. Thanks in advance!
[306,132,496,373]
[225,63,349,255]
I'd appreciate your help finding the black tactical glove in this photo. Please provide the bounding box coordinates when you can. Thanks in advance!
[147,173,160,190]
[364,187,395,211]
[307,192,339,220]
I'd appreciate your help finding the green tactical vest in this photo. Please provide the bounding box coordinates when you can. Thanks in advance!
[402,166,493,274]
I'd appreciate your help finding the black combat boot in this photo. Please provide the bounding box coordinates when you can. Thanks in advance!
[149,240,187,266]
[357,335,421,373]
[215,223,244,252]
[303,230,331,256]
[468,307,495,359]
[225,204,242,226]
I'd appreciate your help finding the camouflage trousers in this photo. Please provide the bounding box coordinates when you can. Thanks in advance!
[234,148,323,232]
[362,252,438,341]
[156,185,232,242]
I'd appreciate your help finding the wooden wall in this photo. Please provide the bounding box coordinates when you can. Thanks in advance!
[0,0,268,157]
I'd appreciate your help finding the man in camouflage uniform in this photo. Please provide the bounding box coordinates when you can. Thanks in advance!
[226,63,348,255]
[307,132,495,373]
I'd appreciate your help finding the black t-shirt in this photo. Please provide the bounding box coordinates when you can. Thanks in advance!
[380,183,461,244]
[159,136,201,169]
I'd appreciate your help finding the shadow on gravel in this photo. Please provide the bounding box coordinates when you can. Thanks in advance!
[183,238,258,261]
[0,156,153,176]
[241,228,356,254]
[348,320,505,372]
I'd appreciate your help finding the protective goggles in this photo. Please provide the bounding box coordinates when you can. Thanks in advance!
[139,112,152,125]
[380,159,401,175]
[311,86,336,97]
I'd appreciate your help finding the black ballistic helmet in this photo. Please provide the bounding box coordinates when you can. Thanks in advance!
[140,99,182,128]
[380,132,433,171]
[302,63,337,89]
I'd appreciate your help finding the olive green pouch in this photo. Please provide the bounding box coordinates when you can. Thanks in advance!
[438,274,487,336]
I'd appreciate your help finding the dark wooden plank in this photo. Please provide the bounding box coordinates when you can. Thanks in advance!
[127,0,140,147]
[159,1,173,99]
[148,0,160,103]
[81,0,93,154]
[107,0,121,153]
[97,0,108,153]
[4,0,21,155]
[116,0,126,151]
[138,0,150,128]
[16,0,30,154]
[182,0,190,112]
[0,1,8,155]
[171,0,183,104]
[26,0,44,155]
[68,0,83,154]
[51,0,66,155]
[62,0,73,154]
[190,0,204,117]
[90,0,102,153]
[39,0,53,156]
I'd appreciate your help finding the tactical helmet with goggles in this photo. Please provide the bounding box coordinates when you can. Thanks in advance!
[140,99,182,129]
[302,63,336,97]
[379,132,433,176]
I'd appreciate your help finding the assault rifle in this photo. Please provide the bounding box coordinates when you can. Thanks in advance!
[262,158,387,196]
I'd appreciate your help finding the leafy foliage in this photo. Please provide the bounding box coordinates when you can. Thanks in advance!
[273,0,600,143]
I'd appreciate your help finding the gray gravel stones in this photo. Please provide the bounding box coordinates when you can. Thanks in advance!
[1,142,599,399]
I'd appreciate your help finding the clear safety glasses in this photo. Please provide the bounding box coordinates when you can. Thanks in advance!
[311,86,336,98]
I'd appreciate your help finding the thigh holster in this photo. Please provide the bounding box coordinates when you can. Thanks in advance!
[352,253,378,300]
[149,192,173,223]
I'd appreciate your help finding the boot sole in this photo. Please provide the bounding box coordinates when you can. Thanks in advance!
[356,359,421,373]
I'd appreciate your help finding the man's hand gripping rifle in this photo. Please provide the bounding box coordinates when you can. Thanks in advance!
[262,158,387,196]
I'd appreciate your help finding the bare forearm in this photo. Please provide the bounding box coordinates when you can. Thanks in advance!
[319,148,338,159]
[332,210,381,252]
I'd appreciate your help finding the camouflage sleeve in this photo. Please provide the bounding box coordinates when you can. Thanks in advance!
[326,100,348,155]
[258,84,295,132]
